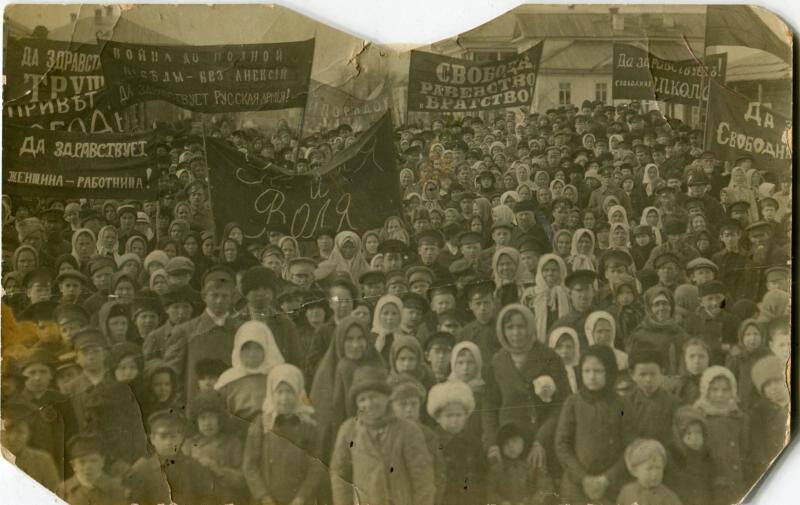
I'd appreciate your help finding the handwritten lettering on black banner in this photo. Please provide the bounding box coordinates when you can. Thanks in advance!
[612,43,727,105]
[705,79,791,173]
[305,80,391,130]
[4,38,126,133]
[208,113,401,240]
[3,125,158,199]
[99,39,314,113]
[407,43,543,112]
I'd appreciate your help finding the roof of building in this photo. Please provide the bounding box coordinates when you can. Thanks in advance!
[49,14,182,44]
[513,12,705,40]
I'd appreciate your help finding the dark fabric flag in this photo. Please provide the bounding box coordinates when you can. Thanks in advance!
[705,79,791,173]
[3,124,159,199]
[612,43,726,105]
[705,5,791,63]
[407,42,543,112]
[305,79,392,132]
[99,39,315,113]
[3,37,126,133]
[207,112,401,240]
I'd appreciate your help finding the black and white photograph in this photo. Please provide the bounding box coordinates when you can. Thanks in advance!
[0,3,794,504]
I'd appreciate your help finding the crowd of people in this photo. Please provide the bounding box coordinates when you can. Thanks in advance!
[0,97,792,505]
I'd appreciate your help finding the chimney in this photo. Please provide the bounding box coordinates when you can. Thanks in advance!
[610,8,624,31]
[70,13,77,23]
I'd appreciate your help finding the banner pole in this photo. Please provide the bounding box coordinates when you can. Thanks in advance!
[200,119,219,243]
[293,102,308,169]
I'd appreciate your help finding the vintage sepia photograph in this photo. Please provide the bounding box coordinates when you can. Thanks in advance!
[0,3,794,504]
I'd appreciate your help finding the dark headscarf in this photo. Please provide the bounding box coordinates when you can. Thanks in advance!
[578,344,618,400]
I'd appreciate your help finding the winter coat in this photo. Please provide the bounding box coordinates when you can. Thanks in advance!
[18,388,77,476]
[748,397,789,483]
[703,410,750,505]
[695,309,740,365]
[621,387,680,447]
[436,426,487,505]
[330,415,435,505]
[11,446,59,492]
[243,413,325,505]
[183,432,247,504]
[58,473,128,505]
[628,317,686,374]
[617,482,682,505]
[124,453,219,505]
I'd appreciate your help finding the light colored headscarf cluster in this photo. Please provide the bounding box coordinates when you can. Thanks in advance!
[261,363,315,432]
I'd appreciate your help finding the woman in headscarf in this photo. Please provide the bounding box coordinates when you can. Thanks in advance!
[725,166,759,222]
[173,200,193,223]
[492,246,531,306]
[491,204,517,226]
[387,335,436,390]
[549,326,581,394]
[278,235,300,262]
[584,311,628,371]
[500,190,520,207]
[243,364,323,505]
[640,206,664,246]
[513,162,532,187]
[420,179,445,215]
[219,237,258,273]
[182,231,212,288]
[70,228,97,269]
[149,269,169,296]
[310,315,384,464]
[532,170,551,192]
[215,321,285,422]
[368,253,384,272]
[12,244,40,277]
[562,184,579,206]
[124,235,148,260]
[317,231,370,285]
[472,197,493,231]
[552,229,573,261]
[608,222,632,252]
[361,229,381,263]
[673,283,704,335]
[222,222,245,245]
[532,254,571,343]
[379,215,410,245]
[447,340,487,441]
[628,286,688,375]
[550,178,565,199]
[370,294,404,365]
[96,225,120,260]
[399,168,420,197]
[641,163,661,197]
[168,218,191,244]
[569,228,597,272]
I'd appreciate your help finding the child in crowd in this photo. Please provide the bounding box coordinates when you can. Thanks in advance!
[448,341,486,442]
[330,366,435,505]
[389,375,446,504]
[549,326,581,393]
[58,434,129,505]
[668,338,710,405]
[243,363,324,505]
[555,345,627,504]
[725,318,770,409]
[125,410,218,505]
[693,366,750,505]
[141,359,180,422]
[748,355,790,481]
[388,334,436,389]
[623,349,679,447]
[214,320,285,422]
[110,341,147,402]
[428,380,486,505]
[1,402,60,492]
[424,331,454,383]
[617,438,681,505]
[696,280,740,365]
[142,284,197,361]
[766,317,791,363]
[488,422,554,505]
[665,406,714,505]
[185,391,247,504]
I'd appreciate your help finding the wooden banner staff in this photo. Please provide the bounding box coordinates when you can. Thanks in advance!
[200,119,220,243]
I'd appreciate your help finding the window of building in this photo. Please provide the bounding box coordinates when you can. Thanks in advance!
[595,82,608,104]
[558,82,571,105]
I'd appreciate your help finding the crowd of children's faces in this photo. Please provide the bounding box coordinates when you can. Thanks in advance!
[1,102,792,505]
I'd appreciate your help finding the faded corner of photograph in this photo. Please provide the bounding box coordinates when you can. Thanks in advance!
[0,3,793,505]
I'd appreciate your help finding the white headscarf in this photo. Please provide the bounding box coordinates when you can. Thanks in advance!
[569,228,597,272]
[448,341,485,389]
[640,206,664,245]
[215,321,285,390]
[584,310,628,370]
[492,246,531,288]
[318,230,369,284]
[371,295,403,353]
[642,163,660,196]
[548,326,580,393]
[261,363,315,432]
[533,254,571,343]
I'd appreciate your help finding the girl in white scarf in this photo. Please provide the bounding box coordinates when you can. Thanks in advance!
[607,205,629,226]
[532,254,571,343]
[726,166,760,223]
[584,310,628,371]
[569,228,597,272]
[371,295,403,355]
[260,363,315,431]
[641,163,660,197]
[640,206,664,245]
[548,326,580,393]
[318,231,370,284]
[96,224,120,261]
[448,341,485,390]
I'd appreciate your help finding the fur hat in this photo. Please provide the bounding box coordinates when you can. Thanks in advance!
[426,380,475,418]
[348,367,391,407]
[624,438,667,473]
[750,355,785,394]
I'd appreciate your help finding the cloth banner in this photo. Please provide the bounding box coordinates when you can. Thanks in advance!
[208,112,401,240]
[3,37,126,133]
[2,124,159,199]
[99,39,315,113]
[705,79,791,173]
[305,80,391,131]
[407,42,543,112]
[612,43,727,105]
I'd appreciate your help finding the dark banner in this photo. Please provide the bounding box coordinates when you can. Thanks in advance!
[705,79,791,173]
[2,125,159,199]
[612,43,727,105]
[407,42,543,112]
[99,39,315,113]
[208,112,401,240]
[4,37,126,133]
[305,80,391,131]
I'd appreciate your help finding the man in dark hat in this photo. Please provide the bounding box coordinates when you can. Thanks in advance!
[457,231,486,274]
[682,172,725,224]
[758,196,787,247]
[40,204,71,260]
[727,200,751,226]
[142,285,198,362]
[379,239,407,273]
[480,220,515,272]
[234,265,303,368]
[710,218,755,303]
[553,270,599,348]
[58,434,128,503]
[744,221,788,300]
[55,270,90,305]
[587,164,633,218]
[163,265,242,406]
[359,270,387,301]
[653,252,683,291]
[408,229,449,280]
[456,278,500,364]
[644,217,699,271]
[512,200,551,252]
